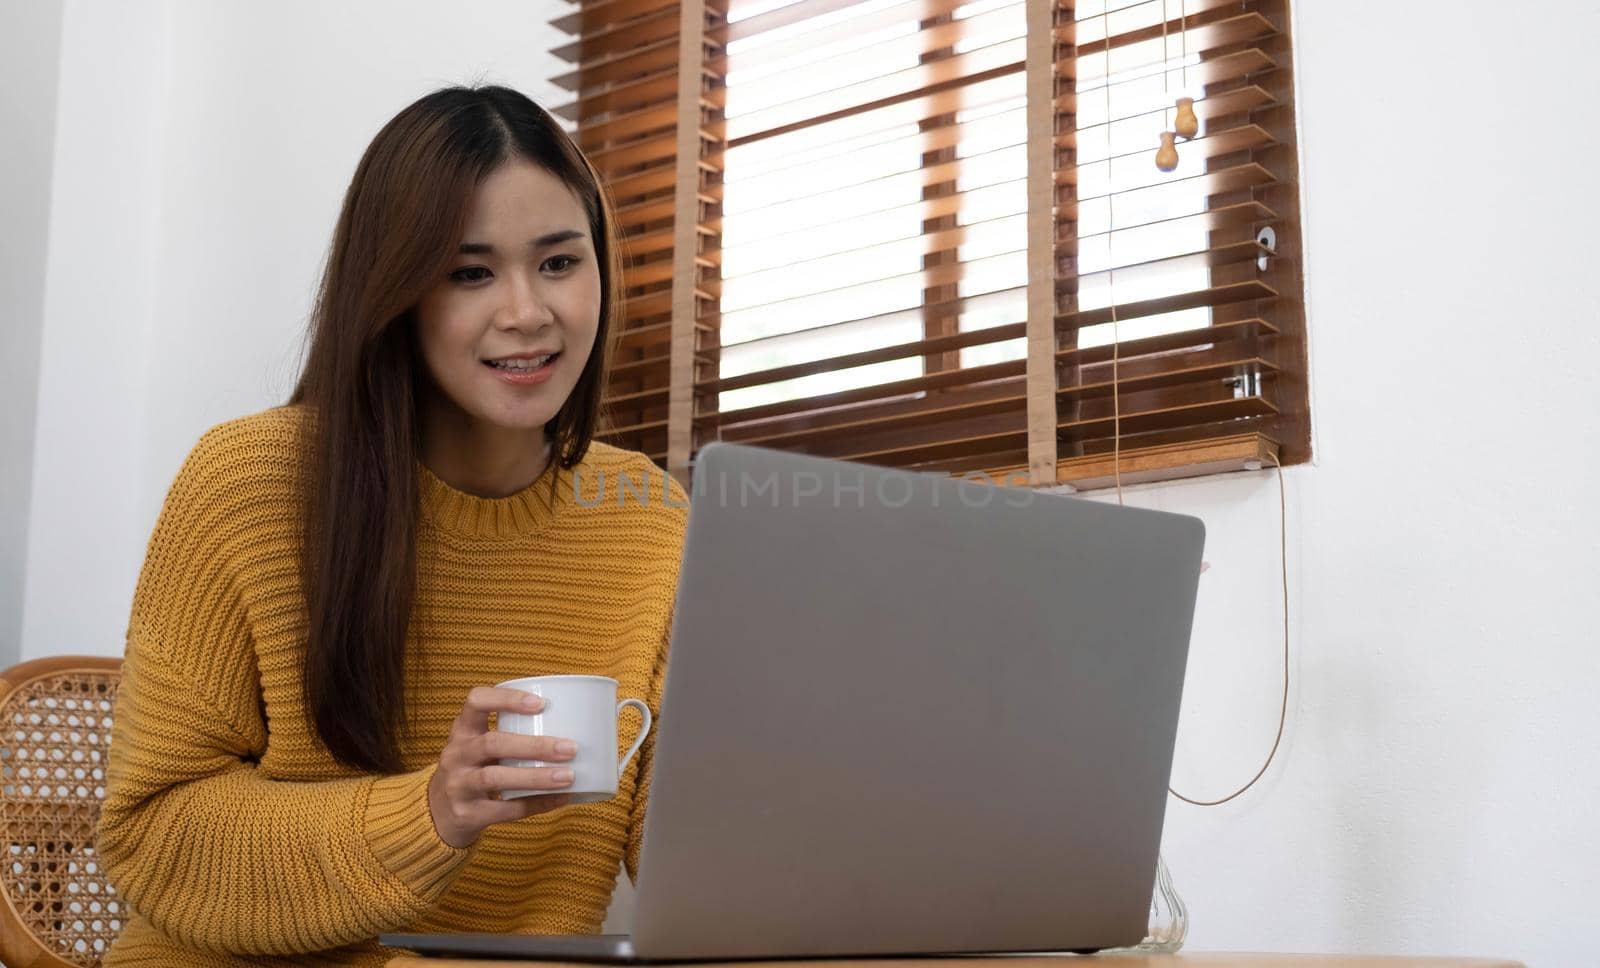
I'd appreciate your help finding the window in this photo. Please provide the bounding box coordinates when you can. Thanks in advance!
[550,0,1308,487]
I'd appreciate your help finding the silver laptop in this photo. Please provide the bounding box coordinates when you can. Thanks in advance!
[384,442,1205,962]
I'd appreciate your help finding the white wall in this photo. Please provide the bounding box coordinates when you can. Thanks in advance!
[0,0,65,668]
[18,0,170,671]
[1089,3,1600,963]
[9,0,1598,964]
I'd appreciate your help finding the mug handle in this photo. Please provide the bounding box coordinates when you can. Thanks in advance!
[616,698,653,775]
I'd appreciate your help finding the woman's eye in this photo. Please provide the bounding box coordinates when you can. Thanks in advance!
[545,255,579,273]
[450,266,491,284]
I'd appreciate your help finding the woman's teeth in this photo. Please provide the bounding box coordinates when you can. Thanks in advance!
[487,355,552,371]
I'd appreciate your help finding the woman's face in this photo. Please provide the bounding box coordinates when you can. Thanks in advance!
[415,158,602,441]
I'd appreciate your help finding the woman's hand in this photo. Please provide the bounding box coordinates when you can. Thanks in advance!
[427,686,577,849]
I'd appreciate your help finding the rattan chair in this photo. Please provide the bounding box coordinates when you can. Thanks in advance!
[0,656,122,968]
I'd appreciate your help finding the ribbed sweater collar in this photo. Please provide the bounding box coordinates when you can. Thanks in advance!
[415,457,573,540]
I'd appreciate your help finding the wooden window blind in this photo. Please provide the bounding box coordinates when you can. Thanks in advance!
[550,0,1309,488]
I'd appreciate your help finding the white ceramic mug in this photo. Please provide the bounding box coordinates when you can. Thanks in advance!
[495,675,652,803]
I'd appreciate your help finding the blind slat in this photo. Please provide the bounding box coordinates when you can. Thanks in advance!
[554,66,702,122]
[1059,354,1280,403]
[1067,160,1276,208]
[725,388,1023,451]
[727,106,1023,189]
[1062,124,1277,192]
[710,357,1026,426]
[551,0,708,36]
[622,282,720,321]
[711,339,1278,434]
[623,251,718,288]
[623,223,716,266]
[1058,316,1278,367]
[724,175,1021,247]
[727,40,1023,142]
[1057,395,1279,443]
[1067,10,1278,66]
[1055,279,1279,330]
[719,0,1022,79]
[1063,240,1271,295]
[552,6,681,64]
[1067,84,1277,145]
[608,353,678,378]
[720,248,1024,338]
[606,417,673,437]
[721,209,1023,284]
[713,364,1273,467]
[712,0,906,45]
[588,129,683,174]
[819,396,1280,467]
[718,285,1023,363]
[613,191,718,234]
[725,136,1022,223]
[1044,432,1278,490]
[1066,45,1275,102]
[576,95,723,150]
[605,384,672,409]
[607,158,721,207]
[712,0,990,72]
[708,309,1278,409]
[827,393,1277,469]
[551,37,681,93]
[1074,0,1244,46]
[728,69,1022,156]
[1070,199,1277,243]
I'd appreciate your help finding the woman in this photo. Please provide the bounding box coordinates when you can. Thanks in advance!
[95,85,687,966]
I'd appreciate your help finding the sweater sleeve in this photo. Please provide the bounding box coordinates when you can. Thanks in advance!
[95,426,476,956]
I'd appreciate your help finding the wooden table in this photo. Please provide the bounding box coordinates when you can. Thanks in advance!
[387,954,1525,968]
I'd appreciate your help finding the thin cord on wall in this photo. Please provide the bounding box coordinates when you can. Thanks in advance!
[1168,451,1289,806]
[1100,12,1291,804]
[1105,43,1124,497]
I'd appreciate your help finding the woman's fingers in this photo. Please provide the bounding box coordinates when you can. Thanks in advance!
[452,686,545,737]
[430,687,578,848]
[478,730,577,763]
[470,763,577,798]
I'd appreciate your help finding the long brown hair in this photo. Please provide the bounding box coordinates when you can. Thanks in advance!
[286,86,624,773]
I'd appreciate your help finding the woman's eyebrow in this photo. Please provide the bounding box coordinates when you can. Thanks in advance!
[458,229,587,255]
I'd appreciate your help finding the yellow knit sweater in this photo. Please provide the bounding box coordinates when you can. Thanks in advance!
[96,404,687,966]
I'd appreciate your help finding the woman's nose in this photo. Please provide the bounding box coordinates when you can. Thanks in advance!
[501,272,553,329]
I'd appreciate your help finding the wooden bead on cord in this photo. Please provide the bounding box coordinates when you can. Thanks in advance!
[1174,96,1199,139]
[1155,131,1179,172]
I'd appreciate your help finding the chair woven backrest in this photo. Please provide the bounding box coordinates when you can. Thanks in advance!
[0,657,123,968]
